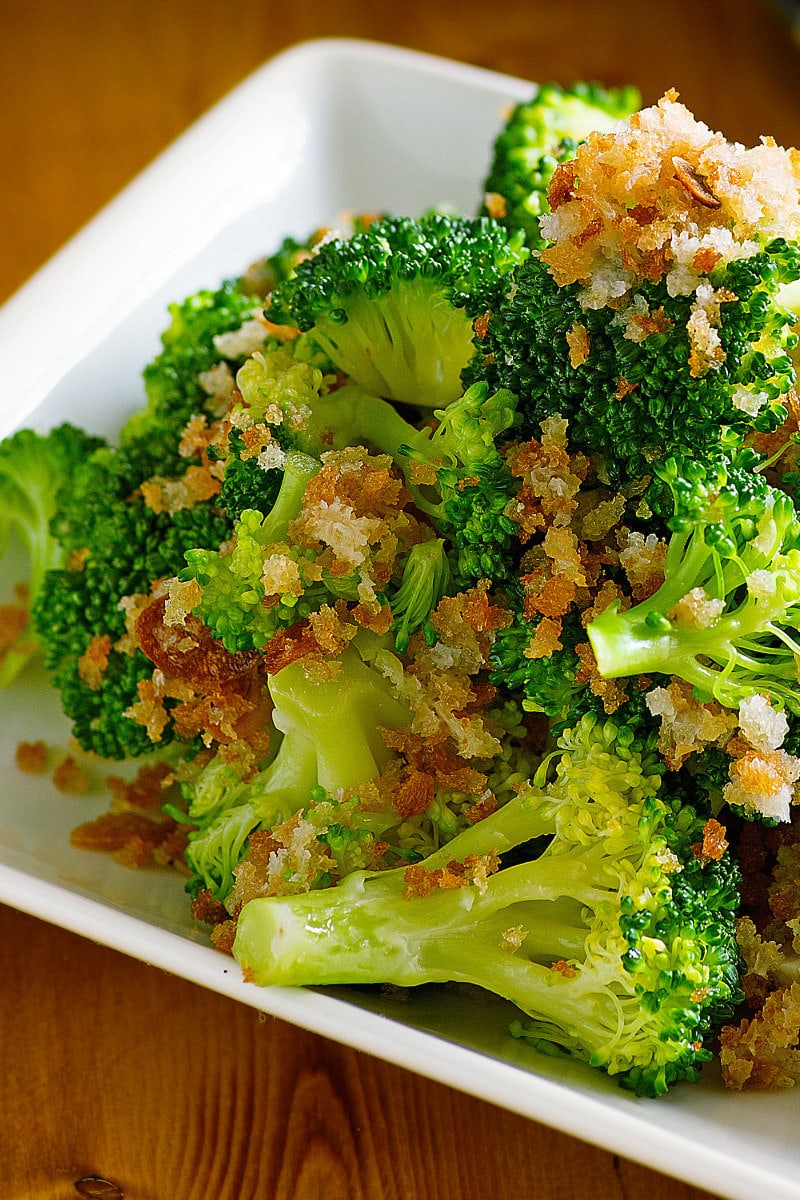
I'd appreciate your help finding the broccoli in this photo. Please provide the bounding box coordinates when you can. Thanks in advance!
[181,450,323,654]
[32,439,232,758]
[389,538,451,654]
[120,278,263,476]
[586,447,800,714]
[266,213,528,411]
[0,423,106,687]
[26,259,333,757]
[489,604,583,720]
[180,640,413,902]
[480,80,641,247]
[469,244,800,487]
[468,93,800,485]
[399,380,523,584]
[232,712,742,1096]
[217,343,428,524]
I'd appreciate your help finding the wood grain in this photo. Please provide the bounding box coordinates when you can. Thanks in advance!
[0,905,723,1200]
[2,1,799,1196]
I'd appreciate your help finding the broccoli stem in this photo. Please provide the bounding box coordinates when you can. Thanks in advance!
[234,866,591,990]
[588,536,800,710]
[268,645,413,791]
[301,383,424,468]
[261,451,321,543]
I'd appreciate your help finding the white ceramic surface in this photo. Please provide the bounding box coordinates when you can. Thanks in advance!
[0,39,797,1200]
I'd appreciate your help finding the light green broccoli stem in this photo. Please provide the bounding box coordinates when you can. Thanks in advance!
[389,538,451,653]
[232,787,684,1084]
[259,451,321,542]
[309,282,477,410]
[587,537,800,713]
[299,383,423,468]
[268,645,412,791]
[184,644,415,900]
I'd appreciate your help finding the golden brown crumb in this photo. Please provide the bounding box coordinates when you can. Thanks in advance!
[645,678,738,769]
[15,740,48,773]
[720,982,800,1090]
[191,887,229,927]
[77,633,113,690]
[692,817,729,864]
[402,851,500,900]
[0,596,31,655]
[210,919,238,955]
[617,529,668,601]
[139,463,221,514]
[483,192,507,220]
[566,321,590,368]
[52,755,88,795]
[501,925,527,954]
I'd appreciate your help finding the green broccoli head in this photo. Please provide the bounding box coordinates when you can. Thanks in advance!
[0,423,106,687]
[32,436,232,758]
[586,446,800,714]
[399,381,523,584]
[468,242,800,486]
[265,213,529,410]
[179,641,412,902]
[232,711,742,1096]
[470,89,800,486]
[481,80,641,247]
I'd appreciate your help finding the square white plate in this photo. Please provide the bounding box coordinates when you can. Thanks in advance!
[0,38,797,1200]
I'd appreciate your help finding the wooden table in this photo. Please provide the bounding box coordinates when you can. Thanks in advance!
[2,2,798,1197]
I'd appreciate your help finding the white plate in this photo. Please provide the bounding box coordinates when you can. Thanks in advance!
[0,38,797,1200]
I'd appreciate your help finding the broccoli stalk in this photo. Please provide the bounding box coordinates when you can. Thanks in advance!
[389,538,451,654]
[233,712,742,1096]
[0,423,106,687]
[266,213,528,411]
[587,449,800,713]
[182,642,412,901]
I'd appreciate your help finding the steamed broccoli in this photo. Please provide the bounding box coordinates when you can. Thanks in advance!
[180,640,413,901]
[399,381,523,584]
[468,94,800,485]
[32,439,232,758]
[0,423,106,687]
[266,213,528,410]
[232,712,742,1096]
[587,447,800,720]
[481,80,641,247]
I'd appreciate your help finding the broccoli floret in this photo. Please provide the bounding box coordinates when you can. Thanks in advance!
[586,447,800,713]
[399,381,522,583]
[469,91,800,486]
[232,712,742,1096]
[32,437,232,758]
[481,81,641,247]
[181,451,326,654]
[266,213,528,411]
[218,342,427,524]
[181,642,412,901]
[489,604,583,719]
[0,423,106,686]
[469,244,800,486]
[121,278,261,475]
